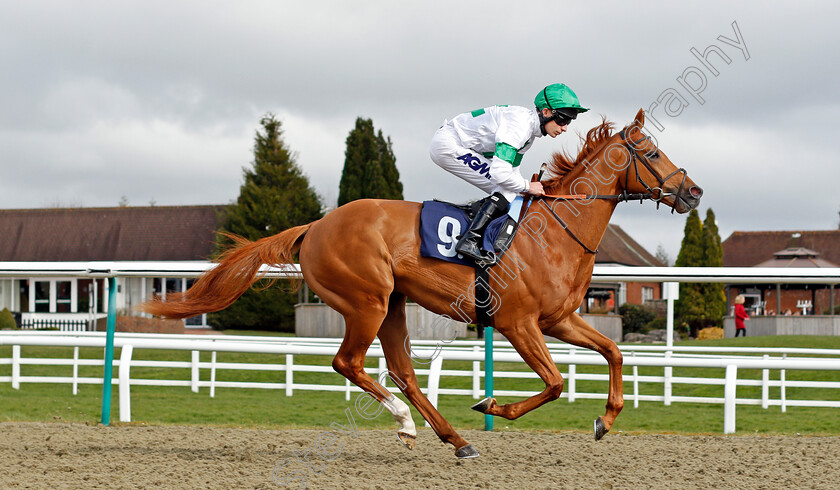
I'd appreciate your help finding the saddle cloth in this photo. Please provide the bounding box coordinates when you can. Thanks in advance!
[419,196,524,265]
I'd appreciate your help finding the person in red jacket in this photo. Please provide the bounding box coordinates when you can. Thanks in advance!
[734,294,750,337]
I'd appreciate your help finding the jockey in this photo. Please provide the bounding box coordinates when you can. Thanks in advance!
[430,83,588,262]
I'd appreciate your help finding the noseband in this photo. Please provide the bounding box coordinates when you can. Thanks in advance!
[527,128,692,254]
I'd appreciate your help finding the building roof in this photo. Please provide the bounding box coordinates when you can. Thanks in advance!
[596,224,665,267]
[753,247,839,268]
[0,205,225,261]
[0,205,660,266]
[772,247,820,259]
[722,230,840,267]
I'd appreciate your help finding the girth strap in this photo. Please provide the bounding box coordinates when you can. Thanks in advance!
[474,263,493,328]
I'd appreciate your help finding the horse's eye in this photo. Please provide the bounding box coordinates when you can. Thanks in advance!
[649,151,660,159]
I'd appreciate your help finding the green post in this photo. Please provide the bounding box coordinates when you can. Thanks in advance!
[484,325,494,431]
[100,277,117,426]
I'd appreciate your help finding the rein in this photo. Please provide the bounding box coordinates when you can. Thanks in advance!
[532,192,651,255]
[524,129,689,254]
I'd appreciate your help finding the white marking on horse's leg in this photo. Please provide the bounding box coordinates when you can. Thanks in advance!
[383,395,416,436]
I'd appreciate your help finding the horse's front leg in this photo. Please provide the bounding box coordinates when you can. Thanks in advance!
[472,319,565,420]
[543,312,624,440]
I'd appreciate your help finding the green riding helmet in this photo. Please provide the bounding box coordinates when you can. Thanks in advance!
[535,83,588,130]
[535,83,588,113]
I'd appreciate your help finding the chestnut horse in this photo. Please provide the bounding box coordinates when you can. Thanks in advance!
[141,109,702,459]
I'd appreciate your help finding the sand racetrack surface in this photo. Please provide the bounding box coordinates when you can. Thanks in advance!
[1,422,838,489]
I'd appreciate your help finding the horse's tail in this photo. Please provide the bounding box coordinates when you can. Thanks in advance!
[138,223,314,319]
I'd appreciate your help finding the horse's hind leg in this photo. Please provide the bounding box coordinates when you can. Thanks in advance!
[377,293,476,458]
[329,299,407,432]
[544,312,624,440]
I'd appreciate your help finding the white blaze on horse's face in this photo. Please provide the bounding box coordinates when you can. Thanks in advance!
[623,109,703,214]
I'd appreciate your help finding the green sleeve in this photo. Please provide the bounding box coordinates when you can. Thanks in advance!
[494,142,523,167]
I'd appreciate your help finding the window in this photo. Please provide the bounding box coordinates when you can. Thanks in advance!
[56,281,72,313]
[34,281,50,313]
[19,281,29,312]
[184,279,206,326]
[95,279,105,313]
[78,279,93,313]
[642,286,654,303]
[24,279,83,314]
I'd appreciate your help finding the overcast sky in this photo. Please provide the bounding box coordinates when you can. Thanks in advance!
[2,1,839,261]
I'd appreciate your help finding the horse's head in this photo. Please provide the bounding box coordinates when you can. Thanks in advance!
[616,109,702,214]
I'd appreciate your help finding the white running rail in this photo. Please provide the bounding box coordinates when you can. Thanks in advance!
[2,332,839,434]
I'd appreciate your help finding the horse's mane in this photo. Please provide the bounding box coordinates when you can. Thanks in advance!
[543,117,615,189]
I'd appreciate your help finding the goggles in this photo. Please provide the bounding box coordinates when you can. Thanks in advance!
[551,110,576,127]
[551,112,574,126]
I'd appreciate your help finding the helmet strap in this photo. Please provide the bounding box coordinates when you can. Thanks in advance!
[537,109,551,136]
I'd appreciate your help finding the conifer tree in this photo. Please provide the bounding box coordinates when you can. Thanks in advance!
[675,209,705,336]
[376,129,403,200]
[210,114,323,332]
[654,244,671,267]
[701,209,727,327]
[338,118,403,206]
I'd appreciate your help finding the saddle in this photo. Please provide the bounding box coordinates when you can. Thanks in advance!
[421,195,525,266]
[441,197,518,260]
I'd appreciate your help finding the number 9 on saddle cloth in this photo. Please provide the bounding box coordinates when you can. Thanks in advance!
[419,195,524,266]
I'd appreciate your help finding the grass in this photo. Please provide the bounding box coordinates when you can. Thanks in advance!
[1,335,839,435]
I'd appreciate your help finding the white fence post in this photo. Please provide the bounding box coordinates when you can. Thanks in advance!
[664,352,673,406]
[724,364,738,434]
[761,354,769,409]
[209,351,217,398]
[424,353,444,428]
[285,354,294,397]
[472,346,480,399]
[781,353,787,413]
[567,347,576,403]
[632,351,640,408]
[191,350,199,393]
[378,357,387,387]
[72,346,79,396]
[664,282,678,346]
[119,345,134,423]
[11,345,20,389]
[664,282,677,407]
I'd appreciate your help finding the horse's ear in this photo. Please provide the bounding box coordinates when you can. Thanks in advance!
[633,108,645,128]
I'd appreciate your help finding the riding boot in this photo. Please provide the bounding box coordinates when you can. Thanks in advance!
[455,192,509,262]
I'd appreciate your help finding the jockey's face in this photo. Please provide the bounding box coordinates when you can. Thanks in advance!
[541,108,569,138]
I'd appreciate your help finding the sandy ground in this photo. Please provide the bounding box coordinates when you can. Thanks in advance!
[0,422,838,489]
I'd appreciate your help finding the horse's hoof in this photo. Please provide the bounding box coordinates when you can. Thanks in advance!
[397,431,416,450]
[471,397,495,413]
[455,444,480,459]
[594,417,609,441]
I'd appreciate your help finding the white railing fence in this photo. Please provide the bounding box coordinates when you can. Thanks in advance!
[2,332,839,434]
[19,318,90,331]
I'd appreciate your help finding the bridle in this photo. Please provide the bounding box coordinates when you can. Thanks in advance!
[524,128,691,254]
[618,128,689,214]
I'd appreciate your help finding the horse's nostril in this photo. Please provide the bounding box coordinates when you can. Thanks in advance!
[689,186,703,199]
